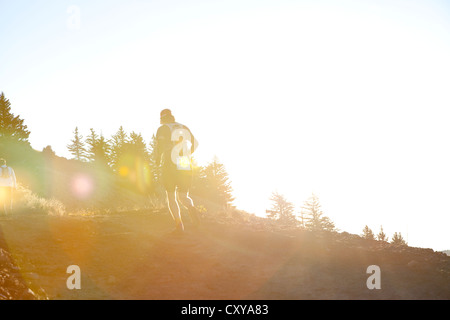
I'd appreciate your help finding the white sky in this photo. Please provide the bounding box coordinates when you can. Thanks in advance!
[1,0,450,250]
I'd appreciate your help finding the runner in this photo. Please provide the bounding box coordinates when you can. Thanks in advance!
[156,109,200,234]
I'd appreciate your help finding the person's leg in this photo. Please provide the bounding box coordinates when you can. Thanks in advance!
[177,191,200,226]
[177,171,200,226]
[162,166,184,232]
[166,190,184,232]
[177,191,194,210]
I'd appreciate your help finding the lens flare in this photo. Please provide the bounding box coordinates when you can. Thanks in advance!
[119,166,129,177]
[71,173,94,200]
[177,156,191,170]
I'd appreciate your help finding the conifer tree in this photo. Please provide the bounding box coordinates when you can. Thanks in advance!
[301,193,335,232]
[361,225,375,240]
[85,129,110,166]
[148,134,161,188]
[85,128,98,162]
[67,127,87,161]
[96,134,111,166]
[266,192,298,226]
[109,126,128,171]
[0,92,30,143]
[128,132,150,163]
[391,232,407,246]
[201,158,234,207]
[377,226,389,242]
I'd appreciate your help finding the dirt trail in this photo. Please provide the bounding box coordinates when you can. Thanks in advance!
[0,211,449,300]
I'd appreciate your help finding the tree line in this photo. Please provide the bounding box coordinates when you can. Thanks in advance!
[267,191,408,245]
[66,126,234,208]
[361,225,407,246]
[266,192,335,232]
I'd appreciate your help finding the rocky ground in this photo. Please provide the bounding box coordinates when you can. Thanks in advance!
[0,210,448,300]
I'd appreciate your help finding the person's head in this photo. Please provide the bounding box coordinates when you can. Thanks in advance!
[160,109,175,124]
[0,158,6,166]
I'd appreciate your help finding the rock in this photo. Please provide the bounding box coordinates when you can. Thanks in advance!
[27,288,37,298]
[0,244,47,300]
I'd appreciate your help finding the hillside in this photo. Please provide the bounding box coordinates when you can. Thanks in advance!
[0,210,449,300]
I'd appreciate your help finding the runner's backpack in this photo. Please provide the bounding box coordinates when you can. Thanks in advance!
[1,167,11,179]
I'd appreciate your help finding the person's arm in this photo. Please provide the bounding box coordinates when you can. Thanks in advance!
[155,126,170,166]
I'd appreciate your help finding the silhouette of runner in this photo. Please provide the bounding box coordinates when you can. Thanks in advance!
[0,158,17,215]
[156,109,200,234]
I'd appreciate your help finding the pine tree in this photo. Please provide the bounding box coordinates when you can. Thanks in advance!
[109,126,128,171]
[301,193,335,232]
[85,128,98,162]
[0,92,30,143]
[67,127,87,161]
[128,132,150,163]
[391,232,407,246]
[147,134,162,193]
[377,226,389,242]
[190,160,206,198]
[201,158,234,207]
[361,225,375,240]
[85,129,110,166]
[96,134,111,166]
[266,192,298,226]
[128,132,151,190]
[118,132,150,171]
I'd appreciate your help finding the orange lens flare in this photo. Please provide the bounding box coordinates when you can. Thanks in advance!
[119,166,129,177]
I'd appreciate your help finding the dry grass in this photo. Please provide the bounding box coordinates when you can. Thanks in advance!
[14,185,66,216]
